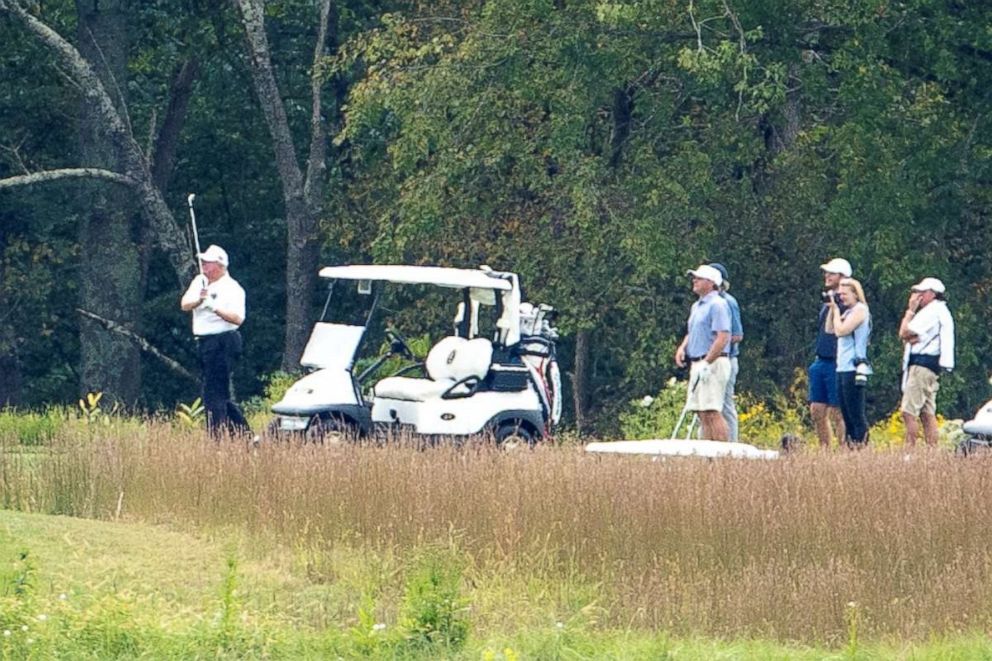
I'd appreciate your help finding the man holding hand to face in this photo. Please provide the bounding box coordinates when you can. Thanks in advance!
[899,277,954,447]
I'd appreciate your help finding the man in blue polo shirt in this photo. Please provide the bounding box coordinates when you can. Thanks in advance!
[809,257,851,447]
[675,264,732,442]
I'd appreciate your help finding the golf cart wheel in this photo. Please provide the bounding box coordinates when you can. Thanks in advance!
[306,416,355,445]
[495,422,535,449]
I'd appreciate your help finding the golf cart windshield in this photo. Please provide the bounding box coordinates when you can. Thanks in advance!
[317,265,522,348]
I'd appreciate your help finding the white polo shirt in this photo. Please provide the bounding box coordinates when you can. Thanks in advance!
[181,273,246,337]
[905,300,954,369]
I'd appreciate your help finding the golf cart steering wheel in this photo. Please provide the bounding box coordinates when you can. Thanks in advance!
[386,328,414,359]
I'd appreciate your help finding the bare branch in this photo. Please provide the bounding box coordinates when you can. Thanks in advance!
[0,0,195,281]
[303,0,331,211]
[0,168,136,190]
[0,137,31,175]
[688,0,703,51]
[76,308,198,383]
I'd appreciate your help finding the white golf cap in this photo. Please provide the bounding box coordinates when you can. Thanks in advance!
[911,277,945,294]
[686,264,723,286]
[820,257,852,277]
[198,244,229,267]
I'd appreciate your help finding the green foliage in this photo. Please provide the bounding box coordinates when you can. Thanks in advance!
[619,378,691,440]
[242,372,299,417]
[333,0,992,435]
[399,546,470,650]
[217,554,240,651]
[175,397,205,427]
[347,593,394,657]
[77,391,108,425]
[4,550,34,599]
[845,600,862,658]
[3,0,992,438]
[0,408,63,446]
[736,369,812,447]
[353,332,431,389]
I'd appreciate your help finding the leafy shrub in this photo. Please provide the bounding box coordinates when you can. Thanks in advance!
[399,546,469,650]
[868,409,964,449]
[0,408,63,446]
[77,391,106,424]
[737,396,810,448]
[242,371,298,416]
[618,378,690,440]
[347,594,395,657]
[65,594,145,658]
[175,397,205,427]
[621,370,812,448]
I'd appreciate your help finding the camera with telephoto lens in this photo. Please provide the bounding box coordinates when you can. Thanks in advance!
[854,359,870,386]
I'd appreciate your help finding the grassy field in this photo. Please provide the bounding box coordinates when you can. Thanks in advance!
[3,421,992,658]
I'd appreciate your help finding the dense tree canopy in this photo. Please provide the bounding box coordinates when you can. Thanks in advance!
[1,0,989,433]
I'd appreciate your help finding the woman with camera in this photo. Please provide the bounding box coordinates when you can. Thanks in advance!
[826,278,872,447]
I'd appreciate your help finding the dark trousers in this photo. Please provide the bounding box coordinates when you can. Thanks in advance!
[198,331,250,437]
[836,371,868,445]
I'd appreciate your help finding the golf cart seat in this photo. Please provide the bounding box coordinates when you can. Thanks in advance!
[374,336,493,402]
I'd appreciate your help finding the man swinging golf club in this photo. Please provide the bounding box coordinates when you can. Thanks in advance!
[180,239,251,438]
[675,264,732,442]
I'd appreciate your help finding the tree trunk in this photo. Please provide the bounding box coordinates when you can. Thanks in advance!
[0,2,197,279]
[76,0,141,405]
[234,0,330,370]
[571,329,590,435]
[0,323,21,406]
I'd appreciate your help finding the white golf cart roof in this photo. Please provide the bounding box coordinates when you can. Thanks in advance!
[318,265,513,291]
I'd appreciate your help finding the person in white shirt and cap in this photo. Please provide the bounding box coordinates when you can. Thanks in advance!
[898,277,954,447]
[180,245,251,437]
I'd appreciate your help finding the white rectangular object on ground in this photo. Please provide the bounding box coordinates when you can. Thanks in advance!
[585,439,779,460]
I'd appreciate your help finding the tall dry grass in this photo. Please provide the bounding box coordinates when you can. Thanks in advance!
[4,424,992,643]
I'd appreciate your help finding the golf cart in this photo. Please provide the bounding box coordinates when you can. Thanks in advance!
[271,265,562,445]
[955,398,992,455]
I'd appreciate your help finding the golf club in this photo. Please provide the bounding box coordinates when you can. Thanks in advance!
[187,193,205,283]
[670,371,702,440]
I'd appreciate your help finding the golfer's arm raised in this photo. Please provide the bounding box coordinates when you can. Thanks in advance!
[898,293,921,342]
[180,279,206,312]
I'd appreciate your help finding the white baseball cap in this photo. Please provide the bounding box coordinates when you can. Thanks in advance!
[911,277,945,294]
[686,264,723,287]
[820,257,852,277]
[198,244,229,267]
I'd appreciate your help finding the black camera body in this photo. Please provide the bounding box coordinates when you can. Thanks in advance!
[854,358,870,386]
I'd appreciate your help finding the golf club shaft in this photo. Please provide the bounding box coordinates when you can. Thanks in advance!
[187,193,204,280]
[670,371,702,439]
